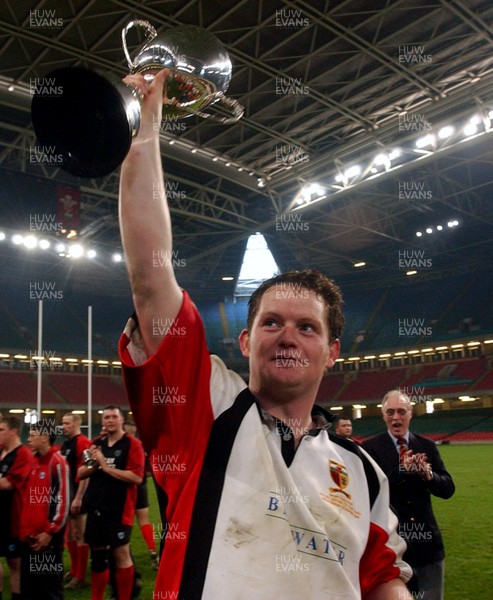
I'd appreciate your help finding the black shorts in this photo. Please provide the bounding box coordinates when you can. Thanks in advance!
[0,537,21,558]
[136,477,149,510]
[84,511,132,549]
[21,543,64,600]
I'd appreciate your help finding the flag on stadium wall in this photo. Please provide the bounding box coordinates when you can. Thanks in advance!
[56,186,80,229]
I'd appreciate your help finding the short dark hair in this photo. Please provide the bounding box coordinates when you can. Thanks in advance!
[333,415,352,427]
[102,405,124,417]
[247,269,344,342]
[0,416,22,432]
[32,419,57,445]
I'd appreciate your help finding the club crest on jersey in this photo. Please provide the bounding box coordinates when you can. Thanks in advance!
[329,460,350,497]
[320,460,361,518]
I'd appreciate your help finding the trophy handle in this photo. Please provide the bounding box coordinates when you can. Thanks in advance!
[192,92,244,124]
[122,20,158,70]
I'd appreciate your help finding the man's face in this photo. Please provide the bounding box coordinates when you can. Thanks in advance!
[382,393,412,437]
[61,416,77,438]
[102,409,124,434]
[239,286,340,399]
[0,423,14,447]
[335,419,352,438]
[28,429,45,452]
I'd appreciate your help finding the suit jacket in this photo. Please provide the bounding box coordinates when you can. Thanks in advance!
[362,431,455,567]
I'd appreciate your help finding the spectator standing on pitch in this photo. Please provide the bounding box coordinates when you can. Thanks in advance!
[78,406,144,600]
[362,390,455,600]
[0,416,34,600]
[60,412,91,589]
[333,416,353,439]
[19,419,70,600]
[117,69,413,600]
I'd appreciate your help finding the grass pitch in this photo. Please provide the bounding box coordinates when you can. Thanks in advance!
[433,444,493,600]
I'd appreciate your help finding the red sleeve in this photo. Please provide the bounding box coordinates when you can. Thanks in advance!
[75,435,91,468]
[46,453,70,535]
[126,435,145,478]
[119,291,214,460]
[360,523,401,597]
[5,445,33,489]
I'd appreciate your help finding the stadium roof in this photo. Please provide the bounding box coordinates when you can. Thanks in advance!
[0,0,493,302]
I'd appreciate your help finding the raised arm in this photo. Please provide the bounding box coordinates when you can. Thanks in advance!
[119,69,183,357]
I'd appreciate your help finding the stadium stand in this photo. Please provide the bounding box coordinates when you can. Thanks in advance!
[1,273,492,444]
[315,358,493,405]
[353,408,493,444]
[0,370,63,408]
[0,370,127,409]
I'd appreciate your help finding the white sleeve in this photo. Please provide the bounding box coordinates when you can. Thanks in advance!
[209,354,248,418]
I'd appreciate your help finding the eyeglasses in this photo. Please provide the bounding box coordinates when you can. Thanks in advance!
[384,408,409,417]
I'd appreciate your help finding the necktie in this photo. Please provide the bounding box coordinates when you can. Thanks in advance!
[397,437,408,464]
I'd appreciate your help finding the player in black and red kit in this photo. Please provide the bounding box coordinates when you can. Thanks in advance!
[60,412,91,588]
[0,416,34,600]
[78,406,144,600]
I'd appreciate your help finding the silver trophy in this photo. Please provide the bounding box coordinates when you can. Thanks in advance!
[82,448,97,468]
[31,21,243,178]
[82,430,107,468]
[123,21,243,123]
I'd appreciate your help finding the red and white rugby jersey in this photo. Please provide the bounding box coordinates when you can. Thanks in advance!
[119,291,411,599]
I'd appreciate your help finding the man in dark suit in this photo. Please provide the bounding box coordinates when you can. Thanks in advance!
[362,390,455,600]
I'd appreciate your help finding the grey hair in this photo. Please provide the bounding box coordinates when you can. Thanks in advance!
[381,389,412,412]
